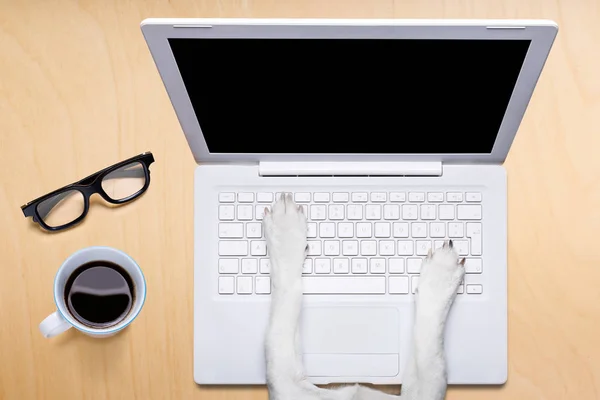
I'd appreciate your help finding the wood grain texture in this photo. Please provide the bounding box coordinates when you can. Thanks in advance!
[1,0,599,399]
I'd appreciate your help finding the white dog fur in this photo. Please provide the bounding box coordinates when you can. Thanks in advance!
[263,194,465,400]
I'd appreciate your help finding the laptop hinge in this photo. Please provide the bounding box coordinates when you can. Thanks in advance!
[258,161,442,177]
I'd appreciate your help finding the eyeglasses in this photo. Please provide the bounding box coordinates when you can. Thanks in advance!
[21,152,155,232]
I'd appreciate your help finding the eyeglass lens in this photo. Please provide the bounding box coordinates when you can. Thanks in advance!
[101,161,146,201]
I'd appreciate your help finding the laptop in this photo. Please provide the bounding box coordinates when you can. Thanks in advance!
[140,18,557,385]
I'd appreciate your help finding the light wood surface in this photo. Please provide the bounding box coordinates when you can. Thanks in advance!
[1,0,599,399]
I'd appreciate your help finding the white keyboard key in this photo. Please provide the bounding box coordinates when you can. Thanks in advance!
[416,240,432,256]
[237,276,253,294]
[329,205,345,220]
[467,284,483,294]
[255,277,271,294]
[324,240,340,256]
[427,192,444,202]
[430,222,445,238]
[351,258,368,274]
[342,240,359,256]
[219,205,235,221]
[241,259,258,274]
[383,204,400,220]
[379,240,395,256]
[466,222,483,255]
[356,222,372,238]
[374,222,391,238]
[390,192,406,202]
[389,276,409,294]
[294,192,311,203]
[238,192,254,203]
[466,192,482,202]
[352,192,368,202]
[219,241,248,256]
[402,205,418,220]
[219,192,235,203]
[219,223,244,238]
[303,276,385,294]
[333,258,350,274]
[315,258,331,274]
[260,259,271,274]
[307,241,322,256]
[393,222,409,238]
[411,222,427,238]
[307,223,317,238]
[310,205,327,220]
[448,222,464,238]
[303,259,313,274]
[420,204,436,220]
[361,240,377,256]
[397,240,414,256]
[218,258,239,274]
[366,205,382,220]
[458,205,482,220]
[255,205,270,221]
[314,192,330,202]
[338,222,354,238]
[465,258,483,274]
[347,205,363,220]
[371,192,387,202]
[408,192,425,202]
[237,205,253,221]
[218,276,235,294]
[370,258,386,274]
[434,240,445,250]
[319,222,336,238]
[407,258,422,274]
[411,276,419,293]
[439,205,455,220]
[251,240,267,256]
[447,192,463,202]
[333,192,349,202]
[457,284,464,294]
[453,240,469,256]
[388,258,405,274]
[257,192,273,203]
[246,223,262,238]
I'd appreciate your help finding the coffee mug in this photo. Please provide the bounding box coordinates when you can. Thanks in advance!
[39,246,146,338]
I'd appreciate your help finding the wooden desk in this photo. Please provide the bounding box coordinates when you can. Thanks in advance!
[1,1,598,398]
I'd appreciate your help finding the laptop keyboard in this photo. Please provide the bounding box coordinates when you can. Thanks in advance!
[217,191,483,296]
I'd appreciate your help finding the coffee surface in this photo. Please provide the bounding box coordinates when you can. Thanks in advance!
[65,261,134,328]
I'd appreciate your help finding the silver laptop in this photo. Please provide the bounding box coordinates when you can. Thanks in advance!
[141,18,557,385]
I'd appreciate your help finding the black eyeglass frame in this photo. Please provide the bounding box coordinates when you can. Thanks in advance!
[21,152,155,232]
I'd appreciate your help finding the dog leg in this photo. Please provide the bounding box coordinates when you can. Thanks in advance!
[399,243,465,400]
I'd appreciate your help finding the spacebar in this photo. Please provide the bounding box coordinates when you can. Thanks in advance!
[302,277,386,294]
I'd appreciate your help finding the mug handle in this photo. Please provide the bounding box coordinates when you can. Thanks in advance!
[39,311,72,338]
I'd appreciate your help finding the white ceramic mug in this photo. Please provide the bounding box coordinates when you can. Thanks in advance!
[39,246,146,338]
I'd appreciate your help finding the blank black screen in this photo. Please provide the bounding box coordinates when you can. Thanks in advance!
[168,38,530,153]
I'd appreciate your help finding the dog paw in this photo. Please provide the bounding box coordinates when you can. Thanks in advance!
[263,193,307,279]
[417,241,465,309]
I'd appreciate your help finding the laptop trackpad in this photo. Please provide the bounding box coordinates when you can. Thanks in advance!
[301,306,400,377]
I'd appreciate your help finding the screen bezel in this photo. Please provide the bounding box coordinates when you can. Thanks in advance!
[141,18,557,164]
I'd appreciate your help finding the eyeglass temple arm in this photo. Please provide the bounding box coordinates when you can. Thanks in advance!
[36,168,145,220]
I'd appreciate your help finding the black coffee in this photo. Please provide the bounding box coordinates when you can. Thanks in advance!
[65,261,135,328]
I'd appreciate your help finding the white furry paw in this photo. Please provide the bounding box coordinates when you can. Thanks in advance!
[263,193,307,281]
[416,241,465,311]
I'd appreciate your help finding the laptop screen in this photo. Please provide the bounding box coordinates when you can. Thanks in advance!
[168,38,531,154]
